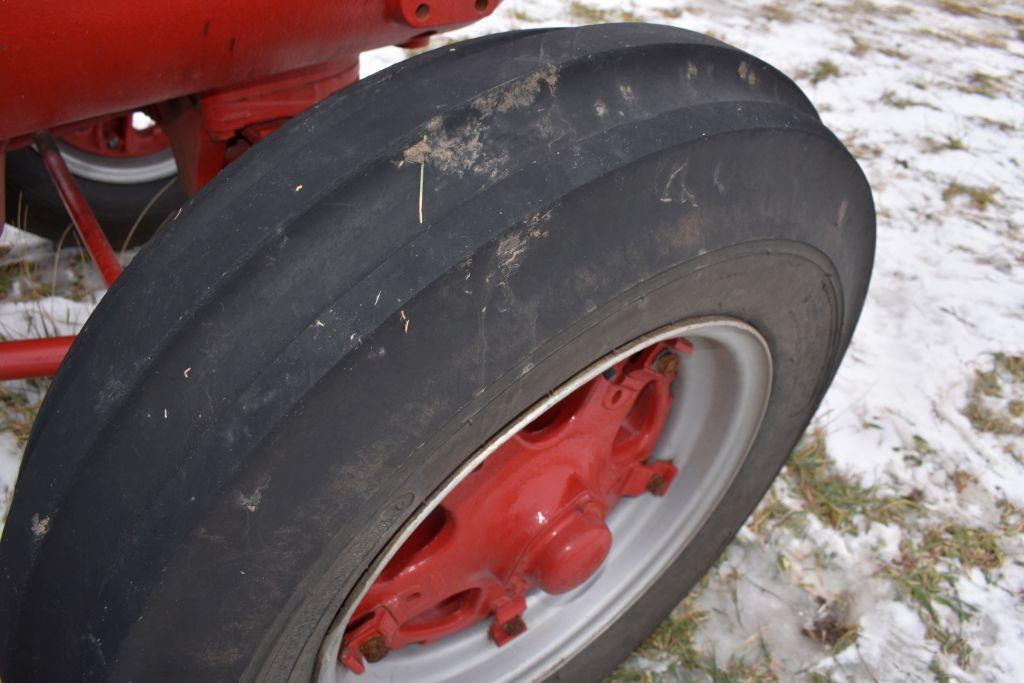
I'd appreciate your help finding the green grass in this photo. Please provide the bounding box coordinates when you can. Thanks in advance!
[880,89,939,110]
[963,353,1024,435]
[885,522,1008,669]
[937,0,982,17]
[762,2,796,24]
[920,524,1004,573]
[942,181,1000,212]
[958,71,1006,98]
[568,2,640,23]
[611,585,784,682]
[924,136,966,153]
[803,59,841,85]
[0,380,48,448]
[783,429,921,532]
[748,491,804,537]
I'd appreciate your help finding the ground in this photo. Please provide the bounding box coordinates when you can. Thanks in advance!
[2,0,1023,681]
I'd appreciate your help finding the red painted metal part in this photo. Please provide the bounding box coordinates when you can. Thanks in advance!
[0,133,125,381]
[0,338,75,382]
[0,139,6,240]
[33,132,123,287]
[0,0,499,142]
[0,1,500,379]
[157,58,361,194]
[57,113,170,159]
[339,339,693,674]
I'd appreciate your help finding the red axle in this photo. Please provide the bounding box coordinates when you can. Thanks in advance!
[0,338,75,382]
[339,339,692,674]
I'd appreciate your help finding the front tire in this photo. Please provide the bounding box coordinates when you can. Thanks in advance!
[0,24,873,682]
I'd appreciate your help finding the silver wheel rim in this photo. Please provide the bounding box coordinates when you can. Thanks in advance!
[317,317,772,683]
[53,141,178,185]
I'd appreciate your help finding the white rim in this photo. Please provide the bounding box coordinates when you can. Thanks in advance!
[53,141,178,185]
[316,317,772,682]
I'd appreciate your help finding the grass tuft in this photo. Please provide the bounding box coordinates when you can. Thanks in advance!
[784,429,921,532]
[568,2,640,23]
[959,71,1005,98]
[921,524,1004,573]
[963,353,1024,435]
[886,521,1008,668]
[937,0,982,17]
[881,89,938,110]
[803,59,841,85]
[762,1,796,23]
[0,380,48,448]
[942,181,1000,212]
[924,136,965,153]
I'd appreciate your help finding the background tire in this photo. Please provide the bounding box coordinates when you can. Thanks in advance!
[4,146,186,247]
[0,24,873,682]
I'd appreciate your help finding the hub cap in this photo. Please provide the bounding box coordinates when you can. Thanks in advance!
[319,319,772,683]
[339,339,690,673]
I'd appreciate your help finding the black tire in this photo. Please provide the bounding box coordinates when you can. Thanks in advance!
[0,24,873,682]
[4,146,186,247]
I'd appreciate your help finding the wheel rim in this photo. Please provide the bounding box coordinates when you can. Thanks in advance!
[52,113,178,184]
[317,317,772,682]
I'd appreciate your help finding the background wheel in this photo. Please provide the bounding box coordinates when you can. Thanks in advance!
[4,112,186,248]
[0,24,873,682]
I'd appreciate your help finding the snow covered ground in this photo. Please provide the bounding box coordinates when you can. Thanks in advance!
[2,0,1023,680]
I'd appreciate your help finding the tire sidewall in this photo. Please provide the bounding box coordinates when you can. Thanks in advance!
[116,120,867,680]
[256,242,843,682]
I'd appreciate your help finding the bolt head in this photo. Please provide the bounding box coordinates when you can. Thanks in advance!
[652,350,679,377]
[359,635,390,663]
[646,473,667,495]
[503,615,527,638]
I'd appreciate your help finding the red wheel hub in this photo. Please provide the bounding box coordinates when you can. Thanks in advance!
[339,338,692,674]
[57,112,169,159]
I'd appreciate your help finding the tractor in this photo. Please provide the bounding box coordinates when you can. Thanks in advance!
[0,2,874,680]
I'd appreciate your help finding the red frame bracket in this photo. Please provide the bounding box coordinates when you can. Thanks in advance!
[0,133,123,380]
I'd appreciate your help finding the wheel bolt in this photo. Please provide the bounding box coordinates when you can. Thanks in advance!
[652,350,679,377]
[503,615,527,638]
[358,635,390,663]
[646,473,667,495]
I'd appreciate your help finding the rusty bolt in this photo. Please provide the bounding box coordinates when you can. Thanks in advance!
[646,473,666,496]
[359,635,390,663]
[503,615,527,638]
[652,350,679,377]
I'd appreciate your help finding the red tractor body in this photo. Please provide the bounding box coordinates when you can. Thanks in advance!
[1,0,495,142]
[0,0,498,379]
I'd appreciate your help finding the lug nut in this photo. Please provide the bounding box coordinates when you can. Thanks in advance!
[359,635,390,663]
[652,350,679,377]
[646,473,667,495]
[503,615,527,638]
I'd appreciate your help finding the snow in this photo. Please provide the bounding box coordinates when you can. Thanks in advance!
[3,0,1024,679]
